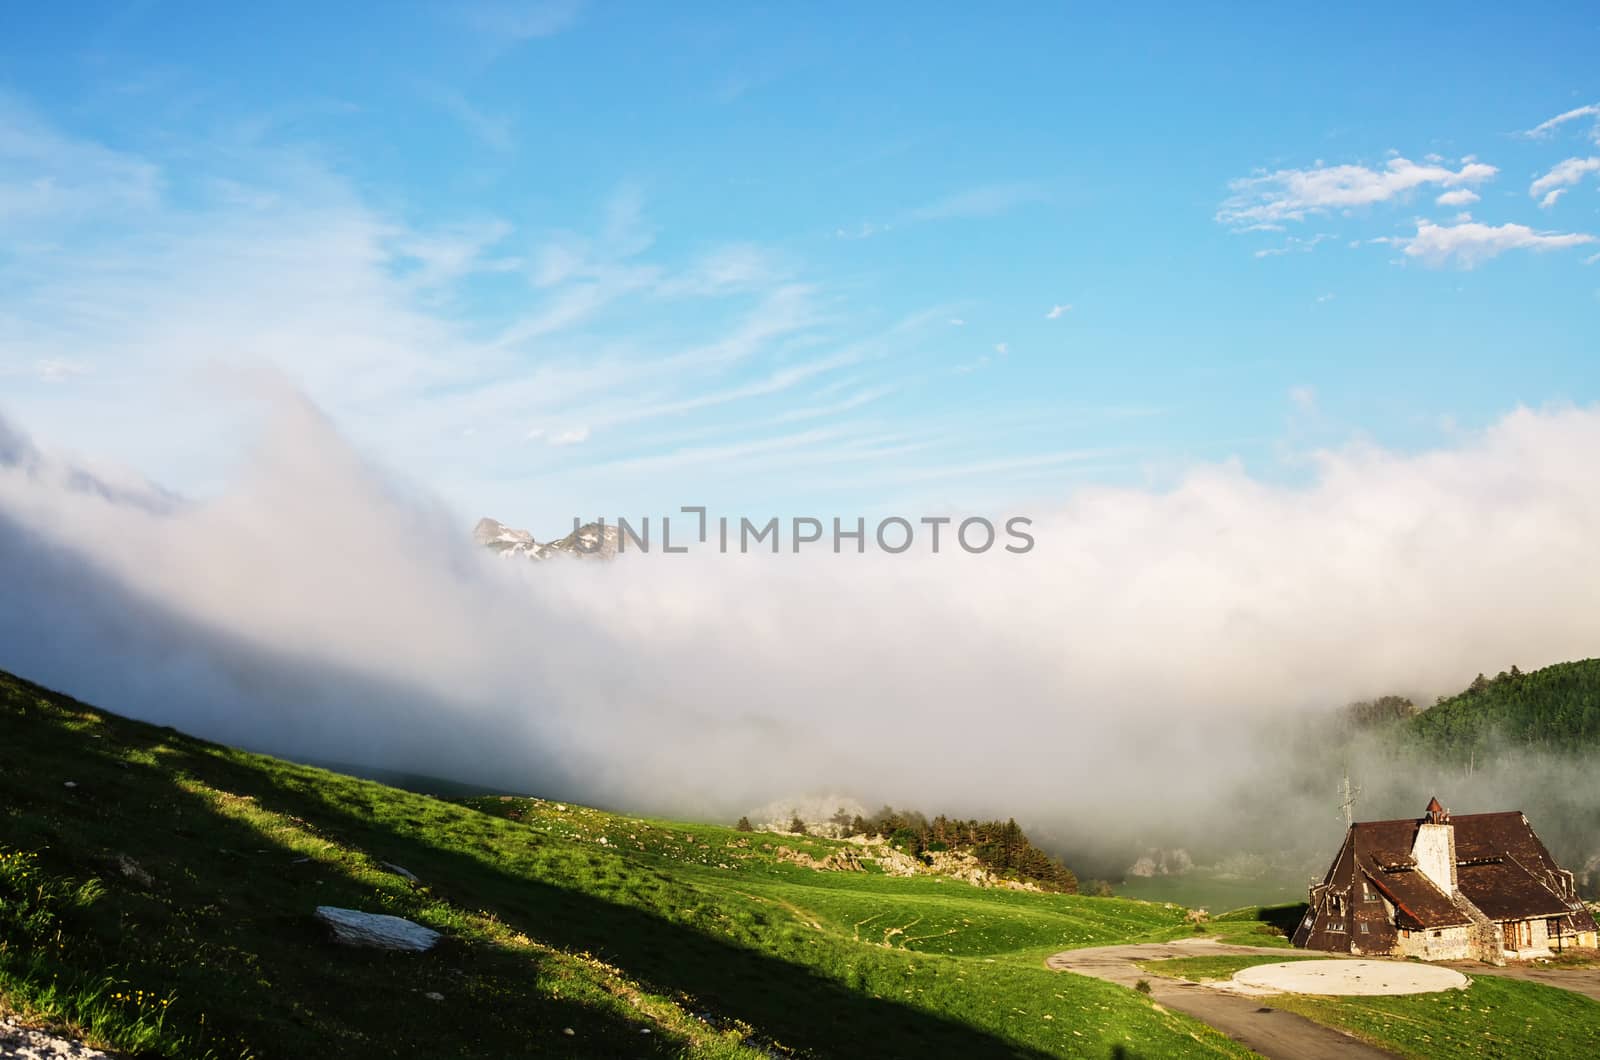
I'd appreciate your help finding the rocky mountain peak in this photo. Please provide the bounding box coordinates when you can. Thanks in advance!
[474,517,620,561]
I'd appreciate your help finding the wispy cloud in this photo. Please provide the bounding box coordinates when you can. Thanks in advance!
[525,425,590,446]
[1253,233,1332,258]
[1530,157,1600,208]
[486,196,788,351]
[549,426,590,446]
[1435,188,1479,207]
[392,219,516,289]
[0,97,905,521]
[0,92,162,223]
[426,88,515,152]
[460,0,584,44]
[837,182,1046,242]
[1045,304,1070,320]
[1523,103,1600,143]
[833,221,888,240]
[489,273,654,348]
[753,387,898,430]
[570,425,860,476]
[34,358,90,383]
[885,447,1118,483]
[657,243,783,297]
[1402,220,1596,268]
[1218,156,1497,229]
[904,182,1045,223]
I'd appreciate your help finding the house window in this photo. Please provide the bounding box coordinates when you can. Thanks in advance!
[1359,922,1370,934]
[1401,928,1410,938]
[1432,930,1442,938]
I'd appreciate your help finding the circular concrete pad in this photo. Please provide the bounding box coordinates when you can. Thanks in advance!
[1233,959,1469,996]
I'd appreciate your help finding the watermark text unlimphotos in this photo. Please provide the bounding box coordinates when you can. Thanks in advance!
[568,508,1034,555]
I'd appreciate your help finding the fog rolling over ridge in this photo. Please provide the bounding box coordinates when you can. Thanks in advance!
[3,394,1600,876]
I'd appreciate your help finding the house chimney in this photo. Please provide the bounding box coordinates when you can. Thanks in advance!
[1412,795,1458,896]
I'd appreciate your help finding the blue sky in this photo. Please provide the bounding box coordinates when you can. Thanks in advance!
[2,2,1598,534]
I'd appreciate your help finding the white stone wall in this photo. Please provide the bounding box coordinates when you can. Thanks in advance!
[1395,924,1473,961]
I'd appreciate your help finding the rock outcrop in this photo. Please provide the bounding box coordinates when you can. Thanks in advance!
[474,517,621,561]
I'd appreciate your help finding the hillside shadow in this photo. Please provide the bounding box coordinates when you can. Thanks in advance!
[235,765,1066,1059]
[1254,903,1309,936]
[1,680,726,1059]
[4,675,1069,1059]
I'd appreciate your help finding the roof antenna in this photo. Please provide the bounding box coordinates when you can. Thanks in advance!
[1339,768,1363,829]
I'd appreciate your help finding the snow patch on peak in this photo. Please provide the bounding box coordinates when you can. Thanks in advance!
[473,517,620,561]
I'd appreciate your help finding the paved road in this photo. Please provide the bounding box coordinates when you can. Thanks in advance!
[1046,939,1396,1060]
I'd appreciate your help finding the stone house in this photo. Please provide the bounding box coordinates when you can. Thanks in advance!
[1293,796,1598,963]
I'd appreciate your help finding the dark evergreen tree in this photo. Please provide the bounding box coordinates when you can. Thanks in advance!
[1410,659,1600,761]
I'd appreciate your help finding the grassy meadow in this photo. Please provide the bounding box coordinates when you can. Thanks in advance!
[1111,874,1303,914]
[0,668,1247,1059]
[1272,975,1600,1060]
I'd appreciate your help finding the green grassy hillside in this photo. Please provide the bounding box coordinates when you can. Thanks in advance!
[0,668,1246,1059]
[1408,658,1600,758]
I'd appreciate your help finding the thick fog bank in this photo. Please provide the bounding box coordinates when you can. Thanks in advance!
[3,398,1599,880]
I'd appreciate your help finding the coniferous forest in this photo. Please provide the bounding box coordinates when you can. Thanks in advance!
[1407,659,1600,758]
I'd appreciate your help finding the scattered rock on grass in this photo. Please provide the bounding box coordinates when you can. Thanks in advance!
[381,862,420,884]
[0,1017,113,1059]
[314,906,440,952]
[117,854,154,887]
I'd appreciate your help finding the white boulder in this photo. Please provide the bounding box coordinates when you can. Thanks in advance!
[315,906,440,952]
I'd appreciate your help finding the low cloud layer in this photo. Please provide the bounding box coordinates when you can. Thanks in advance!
[4,396,1600,878]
